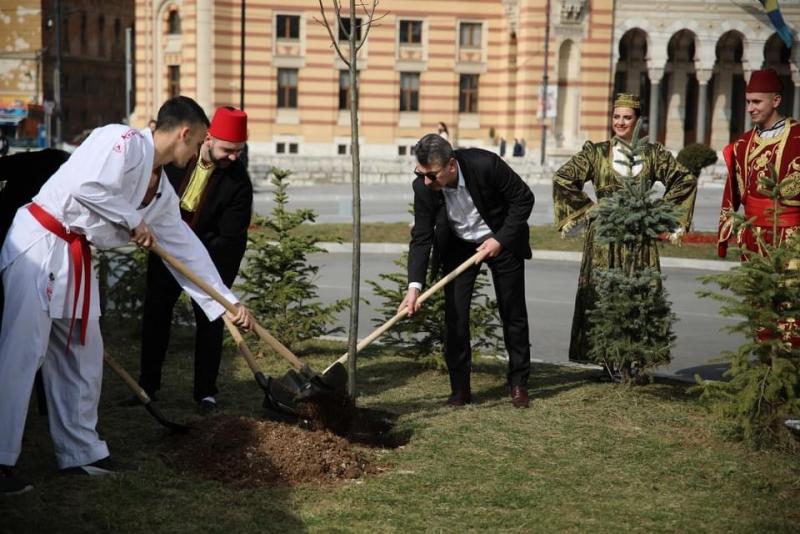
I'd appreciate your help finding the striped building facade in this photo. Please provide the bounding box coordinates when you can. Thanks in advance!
[132,0,614,162]
[132,0,799,165]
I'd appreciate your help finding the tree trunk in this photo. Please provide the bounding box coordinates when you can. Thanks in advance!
[346,1,361,399]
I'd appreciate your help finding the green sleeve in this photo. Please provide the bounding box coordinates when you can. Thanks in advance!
[652,144,698,230]
[553,141,597,231]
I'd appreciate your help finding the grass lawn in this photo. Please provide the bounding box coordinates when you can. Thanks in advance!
[3,327,798,533]
[277,223,724,261]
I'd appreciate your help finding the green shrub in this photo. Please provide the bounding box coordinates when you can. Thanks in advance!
[677,143,718,177]
[237,167,348,352]
[366,252,503,369]
[696,169,800,450]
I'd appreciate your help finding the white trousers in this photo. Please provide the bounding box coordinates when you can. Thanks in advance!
[0,237,108,469]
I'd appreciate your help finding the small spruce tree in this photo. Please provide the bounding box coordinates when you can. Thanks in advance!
[587,122,681,382]
[366,252,503,369]
[237,167,347,351]
[97,247,149,330]
[696,168,800,450]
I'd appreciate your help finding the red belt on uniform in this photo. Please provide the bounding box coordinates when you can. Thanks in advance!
[27,202,91,347]
[744,196,800,227]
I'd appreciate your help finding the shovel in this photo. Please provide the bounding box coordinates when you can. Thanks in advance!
[103,352,190,434]
[321,251,487,375]
[148,243,347,400]
[222,316,301,419]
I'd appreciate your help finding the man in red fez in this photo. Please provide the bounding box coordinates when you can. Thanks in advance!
[124,106,253,415]
[717,68,800,257]
[717,68,800,346]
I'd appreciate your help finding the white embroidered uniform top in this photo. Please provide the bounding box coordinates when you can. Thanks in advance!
[0,125,237,320]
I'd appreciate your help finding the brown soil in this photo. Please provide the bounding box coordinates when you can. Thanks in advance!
[167,415,379,488]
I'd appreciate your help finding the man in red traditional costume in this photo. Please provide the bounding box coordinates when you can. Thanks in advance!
[717,68,800,347]
[717,68,800,258]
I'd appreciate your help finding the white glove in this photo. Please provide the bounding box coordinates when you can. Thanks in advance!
[668,227,685,245]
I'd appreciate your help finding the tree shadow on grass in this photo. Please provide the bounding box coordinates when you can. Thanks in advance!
[474,362,604,407]
[350,356,602,417]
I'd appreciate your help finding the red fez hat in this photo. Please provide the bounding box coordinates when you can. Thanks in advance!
[746,69,783,93]
[208,107,248,142]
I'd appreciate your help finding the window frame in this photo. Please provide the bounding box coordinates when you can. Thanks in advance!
[399,72,420,112]
[338,18,362,42]
[459,74,479,113]
[276,14,300,40]
[398,20,422,45]
[459,22,482,49]
[277,68,299,109]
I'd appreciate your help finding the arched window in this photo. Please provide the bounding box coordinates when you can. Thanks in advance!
[114,18,122,48]
[168,9,181,35]
[80,12,87,54]
[98,16,106,56]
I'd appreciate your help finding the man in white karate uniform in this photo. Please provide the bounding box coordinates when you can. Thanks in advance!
[0,96,252,495]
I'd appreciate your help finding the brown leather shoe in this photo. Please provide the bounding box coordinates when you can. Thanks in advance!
[510,386,530,409]
[444,389,472,407]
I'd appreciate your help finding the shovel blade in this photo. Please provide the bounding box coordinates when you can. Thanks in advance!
[321,362,348,393]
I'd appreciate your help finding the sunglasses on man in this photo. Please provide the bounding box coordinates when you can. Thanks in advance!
[414,169,442,180]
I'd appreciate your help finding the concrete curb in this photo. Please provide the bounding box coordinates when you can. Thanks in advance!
[317,242,738,272]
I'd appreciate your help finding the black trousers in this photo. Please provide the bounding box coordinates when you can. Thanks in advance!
[442,237,531,392]
[138,253,224,402]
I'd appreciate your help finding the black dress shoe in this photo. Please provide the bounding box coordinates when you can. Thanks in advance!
[198,398,218,415]
[510,386,530,409]
[444,389,472,407]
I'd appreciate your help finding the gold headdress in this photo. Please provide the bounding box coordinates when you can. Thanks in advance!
[613,93,641,110]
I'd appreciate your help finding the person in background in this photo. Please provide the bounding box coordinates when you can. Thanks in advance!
[0,130,9,157]
[437,122,450,141]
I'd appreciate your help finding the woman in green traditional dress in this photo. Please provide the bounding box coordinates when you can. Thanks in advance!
[552,93,698,362]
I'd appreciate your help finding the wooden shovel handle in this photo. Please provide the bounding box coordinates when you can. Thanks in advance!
[325,250,486,372]
[149,243,305,371]
[223,316,260,375]
[103,351,152,404]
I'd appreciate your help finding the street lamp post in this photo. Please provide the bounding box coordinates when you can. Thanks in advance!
[540,0,551,165]
[53,0,63,145]
[240,0,245,110]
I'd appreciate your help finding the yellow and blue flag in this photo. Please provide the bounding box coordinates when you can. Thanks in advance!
[758,0,794,49]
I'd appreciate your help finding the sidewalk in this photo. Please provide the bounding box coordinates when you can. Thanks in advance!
[318,242,738,272]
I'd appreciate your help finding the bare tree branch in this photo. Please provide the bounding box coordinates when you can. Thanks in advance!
[315,0,350,67]
[355,0,387,52]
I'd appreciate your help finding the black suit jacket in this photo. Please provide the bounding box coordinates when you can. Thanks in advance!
[407,148,534,286]
[164,157,253,286]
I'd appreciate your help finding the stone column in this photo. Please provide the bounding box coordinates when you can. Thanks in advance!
[648,68,663,142]
[696,69,712,146]
[665,68,687,150]
[743,69,753,131]
[792,69,800,119]
[196,0,213,114]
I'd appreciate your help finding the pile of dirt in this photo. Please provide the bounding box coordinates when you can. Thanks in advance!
[167,415,377,487]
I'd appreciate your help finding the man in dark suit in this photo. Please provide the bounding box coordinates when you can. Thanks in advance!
[129,106,253,414]
[400,133,534,408]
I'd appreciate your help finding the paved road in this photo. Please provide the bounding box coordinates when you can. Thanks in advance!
[254,182,726,232]
[256,179,736,380]
[311,252,741,382]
